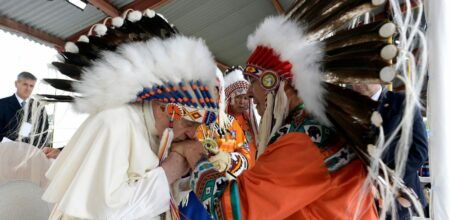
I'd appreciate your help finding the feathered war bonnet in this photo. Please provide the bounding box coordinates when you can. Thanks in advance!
[41,9,225,218]
[41,9,227,161]
[41,9,224,126]
[244,0,427,216]
[244,0,397,156]
[223,66,250,108]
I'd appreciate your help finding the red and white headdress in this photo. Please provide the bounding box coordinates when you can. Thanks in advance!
[223,66,249,103]
[244,0,428,216]
[245,16,328,124]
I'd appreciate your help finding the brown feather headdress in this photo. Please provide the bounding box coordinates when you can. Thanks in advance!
[243,0,427,217]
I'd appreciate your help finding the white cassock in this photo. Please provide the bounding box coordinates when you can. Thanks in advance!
[42,102,170,220]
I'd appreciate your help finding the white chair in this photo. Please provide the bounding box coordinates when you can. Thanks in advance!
[0,180,51,219]
[0,142,52,188]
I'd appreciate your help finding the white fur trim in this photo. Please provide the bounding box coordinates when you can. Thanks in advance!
[379,22,396,38]
[78,35,89,43]
[112,17,124,27]
[64,42,79,53]
[380,66,396,82]
[372,0,386,6]
[371,111,383,127]
[380,44,398,60]
[127,11,143,22]
[247,16,329,125]
[74,36,217,114]
[144,9,156,18]
[94,24,108,36]
[224,69,246,89]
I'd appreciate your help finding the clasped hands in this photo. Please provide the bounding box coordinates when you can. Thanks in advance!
[171,140,230,173]
[171,140,231,172]
[161,140,204,184]
[161,140,231,184]
[170,140,206,168]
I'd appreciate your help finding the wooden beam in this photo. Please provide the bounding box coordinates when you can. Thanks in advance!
[0,15,64,49]
[216,60,230,72]
[271,0,284,15]
[88,0,120,17]
[122,0,169,11]
[67,0,168,41]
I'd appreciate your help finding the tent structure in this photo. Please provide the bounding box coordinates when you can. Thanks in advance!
[0,0,292,70]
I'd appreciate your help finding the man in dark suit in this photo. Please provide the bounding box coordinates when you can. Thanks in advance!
[353,84,428,219]
[0,72,59,158]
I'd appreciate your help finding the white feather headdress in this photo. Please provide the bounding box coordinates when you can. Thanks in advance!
[74,36,217,114]
[42,9,224,125]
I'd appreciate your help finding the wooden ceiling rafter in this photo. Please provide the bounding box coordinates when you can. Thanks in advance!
[88,0,120,17]
[271,0,284,15]
[216,60,230,72]
[0,15,65,50]
[0,0,169,48]
[0,0,232,68]
[122,0,169,11]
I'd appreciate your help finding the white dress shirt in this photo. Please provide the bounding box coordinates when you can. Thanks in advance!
[14,93,29,107]
[371,87,383,101]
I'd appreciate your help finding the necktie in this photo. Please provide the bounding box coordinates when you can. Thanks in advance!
[21,101,26,108]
